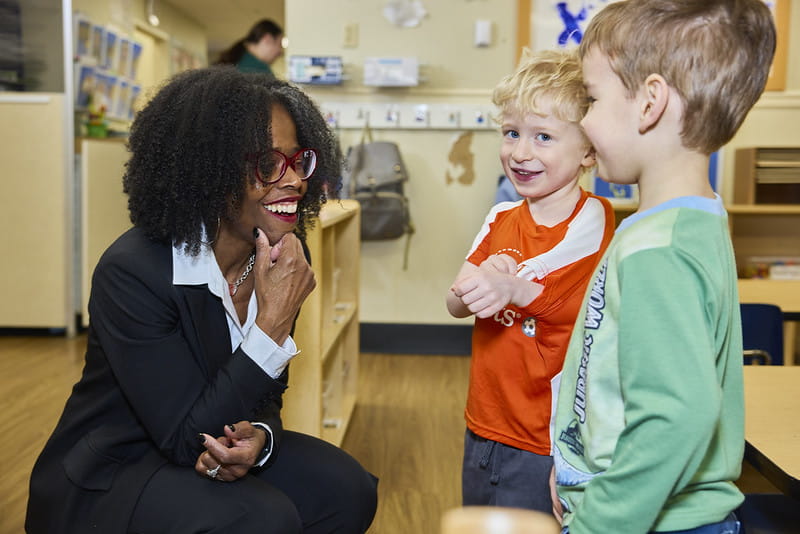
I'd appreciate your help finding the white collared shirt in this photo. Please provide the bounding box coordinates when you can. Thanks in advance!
[172,242,298,378]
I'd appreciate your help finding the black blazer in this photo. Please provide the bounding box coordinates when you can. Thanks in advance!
[26,227,288,533]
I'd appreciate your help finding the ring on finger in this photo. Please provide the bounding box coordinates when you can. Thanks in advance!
[206,464,221,479]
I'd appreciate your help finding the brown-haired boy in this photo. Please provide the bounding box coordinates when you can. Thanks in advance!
[552,1,776,532]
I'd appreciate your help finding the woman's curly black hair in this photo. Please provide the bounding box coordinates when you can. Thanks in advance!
[123,66,342,256]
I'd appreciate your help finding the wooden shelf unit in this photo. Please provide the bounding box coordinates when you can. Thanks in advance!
[730,147,800,279]
[282,199,361,445]
[733,147,800,205]
[609,200,800,280]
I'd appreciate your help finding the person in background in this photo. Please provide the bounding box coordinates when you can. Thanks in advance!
[551,1,776,532]
[495,174,523,204]
[26,67,377,534]
[216,19,285,78]
[446,48,615,514]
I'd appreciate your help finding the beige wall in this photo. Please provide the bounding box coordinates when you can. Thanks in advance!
[289,1,800,326]
[288,0,516,325]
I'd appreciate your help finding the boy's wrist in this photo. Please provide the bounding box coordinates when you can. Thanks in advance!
[513,277,543,308]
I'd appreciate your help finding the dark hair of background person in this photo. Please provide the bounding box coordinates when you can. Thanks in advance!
[123,66,342,257]
[215,19,283,66]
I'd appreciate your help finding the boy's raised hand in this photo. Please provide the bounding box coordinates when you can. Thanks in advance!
[451,269,543,319]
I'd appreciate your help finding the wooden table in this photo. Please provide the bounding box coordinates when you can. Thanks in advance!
[738,279,800,365]
[743,366,800,498]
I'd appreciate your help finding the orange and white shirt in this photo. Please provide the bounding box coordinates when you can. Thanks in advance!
[465,189,614,455]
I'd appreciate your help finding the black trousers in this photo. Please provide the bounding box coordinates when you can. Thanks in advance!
[128,431,378,533]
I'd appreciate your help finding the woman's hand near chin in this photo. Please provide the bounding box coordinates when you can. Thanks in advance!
[252,228,316,345]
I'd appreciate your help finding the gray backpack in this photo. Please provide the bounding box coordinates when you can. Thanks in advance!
[342,124,414,267]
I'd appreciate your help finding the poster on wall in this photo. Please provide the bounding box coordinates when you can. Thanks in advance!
[129,41,143,79]
[93,71,117,113]
[764,0,788,91]
[528,0,786,87]
[118,38,132,78]
[102,28,118,71]
[113,78,130,119]
[128,85,142,120]
[529,0,621,51]
[169,40,205,75]
[73,13,92,60]
[74,64,96,109]
[90,24,104,64]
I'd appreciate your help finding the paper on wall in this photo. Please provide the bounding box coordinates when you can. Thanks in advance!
[383,0,427,28]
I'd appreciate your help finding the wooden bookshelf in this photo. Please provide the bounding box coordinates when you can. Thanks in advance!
[282,199,361,445]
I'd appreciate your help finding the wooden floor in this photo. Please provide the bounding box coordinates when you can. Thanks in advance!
[0,335,470,534]
[1,335,89,534]
[0,335,779,534]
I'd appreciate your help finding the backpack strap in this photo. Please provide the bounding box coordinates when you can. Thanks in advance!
[401,215,415,270]
[359,121,374,145]
[348,122,375,198]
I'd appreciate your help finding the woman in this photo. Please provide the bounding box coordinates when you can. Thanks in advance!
[216,19,285,77]
[26,67,377,533]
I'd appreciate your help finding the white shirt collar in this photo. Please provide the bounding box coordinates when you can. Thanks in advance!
[172,241,258,349]
[172,241,230,298]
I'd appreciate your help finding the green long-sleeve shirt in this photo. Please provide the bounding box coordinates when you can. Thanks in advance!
[554,195,744,533]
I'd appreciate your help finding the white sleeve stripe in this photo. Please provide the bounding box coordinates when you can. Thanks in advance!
[466,201,522,259]
[516,197,608,281]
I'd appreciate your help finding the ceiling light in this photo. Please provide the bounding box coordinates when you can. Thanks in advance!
[147,0,160,26]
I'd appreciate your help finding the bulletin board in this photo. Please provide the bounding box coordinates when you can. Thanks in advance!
[515,0,621,63]
[766,0,789,91]
[515,0,789,92]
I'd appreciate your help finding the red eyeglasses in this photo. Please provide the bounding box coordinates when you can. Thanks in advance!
[250,148,318,185]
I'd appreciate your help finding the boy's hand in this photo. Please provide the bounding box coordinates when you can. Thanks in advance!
[479,253,518,275]
[550,466,564,523]
[451,271,542,318]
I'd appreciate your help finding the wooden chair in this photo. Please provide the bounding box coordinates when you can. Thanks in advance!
[441,506,561,534]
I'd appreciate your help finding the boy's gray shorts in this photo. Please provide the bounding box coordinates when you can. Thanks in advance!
[462,428,554,513]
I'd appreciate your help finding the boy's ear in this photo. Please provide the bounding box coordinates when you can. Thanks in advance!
[581,145,596,168]
[639,73,669,134]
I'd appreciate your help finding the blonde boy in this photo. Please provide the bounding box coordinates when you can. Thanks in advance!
[553,1,776,532]
[447,49,614,512]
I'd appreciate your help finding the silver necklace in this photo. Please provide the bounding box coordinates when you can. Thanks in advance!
[228,252,256,297]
